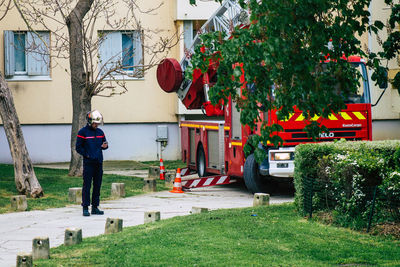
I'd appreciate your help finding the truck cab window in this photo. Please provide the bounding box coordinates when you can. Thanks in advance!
[345,63,371,104]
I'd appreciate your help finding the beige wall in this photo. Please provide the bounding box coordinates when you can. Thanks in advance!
[176,0,221,20]
[0,0,180,124]
[369,0,400,120]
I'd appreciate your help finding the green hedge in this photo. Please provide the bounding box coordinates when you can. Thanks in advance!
[294,139,400,229]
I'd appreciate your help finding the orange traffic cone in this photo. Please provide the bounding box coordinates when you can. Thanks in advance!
[169,168,184,193]
[159,159,165,180]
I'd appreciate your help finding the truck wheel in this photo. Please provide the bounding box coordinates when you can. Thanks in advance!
[196,144,207,177]
[244,153,268,194]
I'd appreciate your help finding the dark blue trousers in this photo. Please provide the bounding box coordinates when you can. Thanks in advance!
[82,162,103,207]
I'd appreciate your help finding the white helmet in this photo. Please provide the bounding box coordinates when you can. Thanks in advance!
[87,110,103,125]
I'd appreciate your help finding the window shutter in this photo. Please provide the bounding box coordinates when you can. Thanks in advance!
[183,21,193,51]
[27,31,50,76]
[4,30,15,77]
[133,31,143,76]
[98,31,122,76]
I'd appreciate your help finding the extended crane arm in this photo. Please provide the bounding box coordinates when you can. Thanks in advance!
[156,0,248,110]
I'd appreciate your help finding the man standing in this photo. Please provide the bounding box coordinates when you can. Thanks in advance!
[76,110,108,216]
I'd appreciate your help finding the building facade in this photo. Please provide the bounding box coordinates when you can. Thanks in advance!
[0,0,399,163]
[0,1,187,163]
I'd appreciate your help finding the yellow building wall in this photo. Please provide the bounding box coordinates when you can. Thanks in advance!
[0,0,179,124]
[369,0,400,120]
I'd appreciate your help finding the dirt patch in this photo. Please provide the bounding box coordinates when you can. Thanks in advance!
[314,211,400,239]
[314,211,334,225]
[371,222,400,239]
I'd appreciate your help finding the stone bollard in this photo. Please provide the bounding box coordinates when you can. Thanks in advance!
[68,188,82,204]
[64,228,82,246]
[11,195,27,211]
[144,211,161,223]
[253,193,270,207]
[143,178,156,192]
[32,237,50,260]
[111,183,125,198]
[148,166,160,179]
[16,252,32,267]
[191,207,209,214]
[105,218,123,234]
[164,171,176,189]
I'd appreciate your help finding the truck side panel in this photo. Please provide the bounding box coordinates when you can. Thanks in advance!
[189,128,196,165]
[181,126,189,165]
[181,122,225,175]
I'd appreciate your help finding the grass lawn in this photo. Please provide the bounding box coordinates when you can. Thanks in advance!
[140,160,186,171]
[35,204,400,266]
[0,164,168,214]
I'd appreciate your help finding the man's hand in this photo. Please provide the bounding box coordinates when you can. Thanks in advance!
[101,142,108,149]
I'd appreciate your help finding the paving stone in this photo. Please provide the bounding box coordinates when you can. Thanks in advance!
[164,172,176,189]
[191,207,209,214]
[144,211,160,223]
[11,196,27,211]
[143,178,156,192]
[253,193,270,207]
[32,237,49,260]
[16,252,32,267]
[68,188,82,204]
[148,166,160,179]
[64,228,82,246]
[111,183,125,198]
[105,218,123,234]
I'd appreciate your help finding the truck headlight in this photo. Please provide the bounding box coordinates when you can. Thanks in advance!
[270,152,293,161]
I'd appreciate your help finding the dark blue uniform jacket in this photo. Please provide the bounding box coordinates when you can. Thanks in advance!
[76,125,108,163]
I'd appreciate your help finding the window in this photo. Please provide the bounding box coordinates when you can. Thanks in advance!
[183,20,206,51]
[98,31,143,78]
[345,63,371,104]
[183,21,193,51]
[14,33,26,73]
[4,31,50,80]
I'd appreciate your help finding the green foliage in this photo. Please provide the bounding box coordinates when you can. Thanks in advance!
[370,0,400,94]
[188,0,386,154]
[36,204,400,266]
[294,140,400,229]
[382,170,400,220]
[373,1,400,91]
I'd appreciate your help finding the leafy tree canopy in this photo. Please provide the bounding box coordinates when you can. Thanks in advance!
[188,0,395,159]
[380,0,400,91]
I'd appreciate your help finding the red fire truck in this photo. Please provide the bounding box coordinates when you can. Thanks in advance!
[156,1,381,193]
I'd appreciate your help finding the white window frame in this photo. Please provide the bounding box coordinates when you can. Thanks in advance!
[98,30,144,81]
[4,30,51,81]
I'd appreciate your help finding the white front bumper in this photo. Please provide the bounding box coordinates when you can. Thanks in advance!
[268,147,295,178]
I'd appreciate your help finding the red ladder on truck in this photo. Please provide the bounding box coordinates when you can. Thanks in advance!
[172,1,245,190]
[177,0,247,103]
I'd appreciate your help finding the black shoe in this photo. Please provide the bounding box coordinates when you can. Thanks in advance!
[83,207,90,217]
[91,207,104,215]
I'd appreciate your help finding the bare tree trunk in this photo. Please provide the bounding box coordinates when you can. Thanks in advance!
[67,0,94,176]
[0,73,43,197]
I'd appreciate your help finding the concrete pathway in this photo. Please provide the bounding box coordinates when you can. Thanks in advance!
[0,184,293,267]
